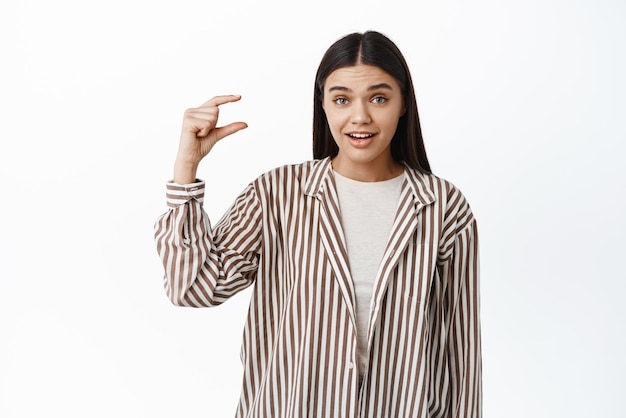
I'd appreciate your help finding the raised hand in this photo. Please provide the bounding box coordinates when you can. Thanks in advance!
[174,95,248,184]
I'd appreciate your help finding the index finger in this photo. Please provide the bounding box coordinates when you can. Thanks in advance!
[200,94,242,108]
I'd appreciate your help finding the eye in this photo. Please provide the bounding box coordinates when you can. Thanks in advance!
[333,97,348,105]
[372,96,387,104]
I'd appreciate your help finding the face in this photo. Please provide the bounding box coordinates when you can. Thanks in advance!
[322,64,405,181]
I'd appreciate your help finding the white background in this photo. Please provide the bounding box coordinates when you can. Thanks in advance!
[1,0,625,417]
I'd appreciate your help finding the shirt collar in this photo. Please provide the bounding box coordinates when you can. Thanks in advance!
[304,157,436,207]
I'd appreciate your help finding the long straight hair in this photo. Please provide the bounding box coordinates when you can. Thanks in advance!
[312,31,431,174]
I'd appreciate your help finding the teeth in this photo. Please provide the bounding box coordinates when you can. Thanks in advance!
[349,133,373,139]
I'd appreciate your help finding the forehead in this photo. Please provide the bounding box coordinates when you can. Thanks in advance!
[324,64,398,90]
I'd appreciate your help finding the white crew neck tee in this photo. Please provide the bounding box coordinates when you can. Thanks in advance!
[332,169,404,376]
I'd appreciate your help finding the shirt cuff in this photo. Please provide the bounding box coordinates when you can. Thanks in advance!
[165,180,205,208]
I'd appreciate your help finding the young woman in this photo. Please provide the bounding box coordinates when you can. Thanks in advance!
[155,31,482,418]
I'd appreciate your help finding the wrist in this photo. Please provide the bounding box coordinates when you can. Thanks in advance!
[173,159,199,185]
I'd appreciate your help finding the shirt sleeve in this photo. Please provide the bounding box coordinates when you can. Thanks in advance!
[442,216,482,418]
[153,180,262,307]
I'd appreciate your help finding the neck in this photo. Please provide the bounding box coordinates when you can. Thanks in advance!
[331,159,404,182]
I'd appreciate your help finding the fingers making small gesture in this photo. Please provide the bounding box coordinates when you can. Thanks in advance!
[174,95,248,184]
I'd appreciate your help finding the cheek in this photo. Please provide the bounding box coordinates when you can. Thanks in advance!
[380,110,403,131]
[326,118,344,143]
[325,114,341,133]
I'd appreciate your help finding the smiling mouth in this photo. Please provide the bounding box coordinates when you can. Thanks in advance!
[348,133,375,139]
[346,132,375,148]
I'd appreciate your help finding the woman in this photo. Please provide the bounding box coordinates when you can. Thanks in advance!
[155,31,482,418]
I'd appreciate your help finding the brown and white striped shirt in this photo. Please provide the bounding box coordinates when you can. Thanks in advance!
[154,157,482,418]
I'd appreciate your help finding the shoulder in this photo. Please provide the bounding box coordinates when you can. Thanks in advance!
[252,160,318,185]
[246,160,323,201]
[406,167,476,230]
[434,174,473,214]
[405,168,472,207]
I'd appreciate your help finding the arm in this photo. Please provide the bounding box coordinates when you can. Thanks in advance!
[154,95,255,307]
[154,180,262,307]
[443,218,482,418]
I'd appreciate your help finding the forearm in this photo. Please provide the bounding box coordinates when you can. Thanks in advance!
[173,158,200,185]
[154,181,260,307]
[154,196,216,306]
[447,220,482,418]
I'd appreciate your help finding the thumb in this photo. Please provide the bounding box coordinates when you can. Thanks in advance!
[212,121,249,142]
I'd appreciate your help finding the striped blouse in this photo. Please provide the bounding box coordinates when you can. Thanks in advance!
[154,157,482,418]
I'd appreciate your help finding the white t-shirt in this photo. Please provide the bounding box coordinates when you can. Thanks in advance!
[333,169,403,376]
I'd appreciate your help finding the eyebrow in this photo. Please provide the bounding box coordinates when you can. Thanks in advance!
[327,83,394,93]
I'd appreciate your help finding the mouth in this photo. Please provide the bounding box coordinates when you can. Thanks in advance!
[346,132,375,148]
[347,133,375,139]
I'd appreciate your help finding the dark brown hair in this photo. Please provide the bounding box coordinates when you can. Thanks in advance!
[312,31,431,174]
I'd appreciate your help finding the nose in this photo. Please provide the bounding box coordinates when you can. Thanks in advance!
[350,101,371,125]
